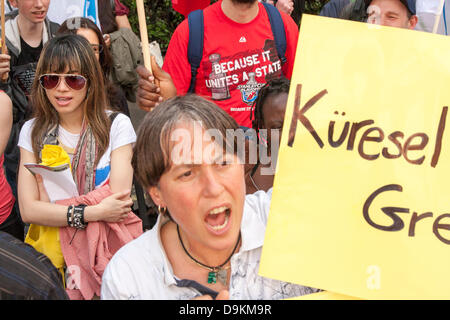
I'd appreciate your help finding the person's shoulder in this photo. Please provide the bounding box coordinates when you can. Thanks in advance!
[187,1,221,28]
[20,118,36,131]
[109,228,158,267]
[278,6,299,29]
[18,118,36,143]
[108,112,134,133]
[203,0,221,15]
[0,92,12,119]
[106,110,130,125]
[0,91,11,105]
[46,18,60,37]
[244,188,272,224]
[48,20,61,30]
[173,16,189,37]
[105,228,166,284]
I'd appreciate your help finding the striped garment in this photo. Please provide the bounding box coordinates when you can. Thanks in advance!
[0,231,68,300]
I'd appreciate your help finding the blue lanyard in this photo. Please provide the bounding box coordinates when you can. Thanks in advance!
[444,2,448,35]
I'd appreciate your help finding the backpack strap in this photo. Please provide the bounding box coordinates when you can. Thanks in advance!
[187,9,204,93]
[261,2,287,65]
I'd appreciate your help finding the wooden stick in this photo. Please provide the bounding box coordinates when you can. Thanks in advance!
[136,0,152,74]
[433,0,446,34]
[1,0,7,82]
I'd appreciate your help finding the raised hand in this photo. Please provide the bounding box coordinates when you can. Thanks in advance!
[136,55,177,112]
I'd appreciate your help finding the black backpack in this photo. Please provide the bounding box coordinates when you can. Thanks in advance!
[186,2,287,93]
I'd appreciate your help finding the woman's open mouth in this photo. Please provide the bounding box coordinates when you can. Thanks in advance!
[55,97,73,106]
[205,205,231,234]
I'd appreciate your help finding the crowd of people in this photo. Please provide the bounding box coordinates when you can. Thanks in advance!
[0,0,446,300]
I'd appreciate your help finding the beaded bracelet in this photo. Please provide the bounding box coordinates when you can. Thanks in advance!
[72,204,88,229]
[66,205,74,227]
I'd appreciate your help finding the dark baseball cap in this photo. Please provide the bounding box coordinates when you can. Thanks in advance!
[400,0,416,15]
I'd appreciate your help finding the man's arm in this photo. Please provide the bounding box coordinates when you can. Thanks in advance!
[115,15,132,29]
[0,92,12,156]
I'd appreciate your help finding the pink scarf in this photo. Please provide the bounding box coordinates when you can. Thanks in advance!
[57,186,142,300]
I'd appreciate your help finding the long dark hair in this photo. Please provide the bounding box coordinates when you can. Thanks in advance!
[98,0,119,34]
[30,35,110,165]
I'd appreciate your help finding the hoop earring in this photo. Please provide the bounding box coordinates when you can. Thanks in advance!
[158,205,167,215]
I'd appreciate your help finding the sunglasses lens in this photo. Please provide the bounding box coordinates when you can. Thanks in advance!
[65,75,87,90]
[40,75,59,90]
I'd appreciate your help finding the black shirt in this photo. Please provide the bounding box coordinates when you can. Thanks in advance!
[13,37,43,97]
[17,37,43,66]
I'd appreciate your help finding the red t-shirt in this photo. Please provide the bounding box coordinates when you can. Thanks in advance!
[163,1,299,127]
[0,155,15,225]
[172,0,211,17]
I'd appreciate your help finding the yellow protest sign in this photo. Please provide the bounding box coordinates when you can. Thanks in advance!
[259,14,450,300]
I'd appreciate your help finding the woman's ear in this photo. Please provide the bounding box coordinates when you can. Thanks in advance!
[148,185,164,208]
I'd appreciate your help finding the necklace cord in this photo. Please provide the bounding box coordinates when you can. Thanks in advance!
[177,224,241,271]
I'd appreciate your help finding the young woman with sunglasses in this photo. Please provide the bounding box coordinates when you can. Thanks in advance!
[57,17,130,117]
[16,35,140,299]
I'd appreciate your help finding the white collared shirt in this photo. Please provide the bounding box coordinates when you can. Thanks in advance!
[101,189,317,300]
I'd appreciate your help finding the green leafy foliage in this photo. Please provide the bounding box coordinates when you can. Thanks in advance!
[121,0,184,55]
[304,0,330,15]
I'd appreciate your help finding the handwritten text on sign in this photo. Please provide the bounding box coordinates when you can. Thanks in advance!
[259,14,450,300]
[287,84,450,245]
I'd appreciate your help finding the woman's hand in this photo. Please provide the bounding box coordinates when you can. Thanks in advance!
[86,190,133,223]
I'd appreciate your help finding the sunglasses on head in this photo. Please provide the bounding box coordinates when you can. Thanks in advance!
[39,74,87,91]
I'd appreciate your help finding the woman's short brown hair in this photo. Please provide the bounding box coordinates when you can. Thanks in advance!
[132,95,240,190]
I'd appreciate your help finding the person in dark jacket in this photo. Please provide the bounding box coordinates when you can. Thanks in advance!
[0,231,68,299]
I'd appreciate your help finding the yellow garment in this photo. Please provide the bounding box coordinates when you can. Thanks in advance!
[40,144,71,169]
[25,225,65,284]
[24,144,73,286]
